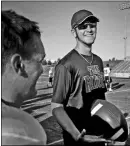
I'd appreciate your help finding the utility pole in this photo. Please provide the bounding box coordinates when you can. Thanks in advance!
[119,2,130,60]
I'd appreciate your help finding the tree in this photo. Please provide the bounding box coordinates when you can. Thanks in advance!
[47,60,52,65]
[112,57,116,62]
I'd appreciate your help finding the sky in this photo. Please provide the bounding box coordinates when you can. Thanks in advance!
[2,1,130,61]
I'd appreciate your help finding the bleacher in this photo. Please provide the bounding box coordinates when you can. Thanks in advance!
[110,57,130,78]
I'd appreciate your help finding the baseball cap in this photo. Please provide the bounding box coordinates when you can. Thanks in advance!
[71,9,99,29]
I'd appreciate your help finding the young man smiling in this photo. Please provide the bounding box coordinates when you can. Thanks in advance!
[51,9,112,146]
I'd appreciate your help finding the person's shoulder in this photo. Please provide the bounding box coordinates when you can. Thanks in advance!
[93,53,103,61]
[2,105,44,131]
[56,49,79,67]
[2,105,47,145]
[93,53,103,64]
[59,49,78,64]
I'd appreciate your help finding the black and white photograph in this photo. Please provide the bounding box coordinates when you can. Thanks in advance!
[1,1,130,145]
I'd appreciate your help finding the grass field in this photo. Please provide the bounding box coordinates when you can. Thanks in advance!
[21,73,130,145]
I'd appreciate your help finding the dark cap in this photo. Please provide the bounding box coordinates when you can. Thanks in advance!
[71,9,99,29]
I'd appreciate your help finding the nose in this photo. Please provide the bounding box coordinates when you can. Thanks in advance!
[86,25,92,32]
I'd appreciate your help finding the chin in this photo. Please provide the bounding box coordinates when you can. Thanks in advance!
[85,41,94,45]
[84,39,95,44]
[89,41,94,45]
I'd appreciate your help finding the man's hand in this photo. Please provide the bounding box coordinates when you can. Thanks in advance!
[83,135,107,143]
[77,129,86,140]
[77,129,115,145]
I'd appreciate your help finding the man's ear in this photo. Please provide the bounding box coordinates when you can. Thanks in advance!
[71,28,77,38]
[10,54,24,75]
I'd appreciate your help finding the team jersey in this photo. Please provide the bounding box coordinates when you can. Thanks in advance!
[52,49,107,112]
[49,67,54,77]
[104,67,111,77]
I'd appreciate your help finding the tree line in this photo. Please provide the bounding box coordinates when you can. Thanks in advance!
[103,57,123,69]
[42,57,123,68]
[42,58,61,65]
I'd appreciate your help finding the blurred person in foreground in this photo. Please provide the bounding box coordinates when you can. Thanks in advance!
[51,9,114,146]
[2,10,47,145]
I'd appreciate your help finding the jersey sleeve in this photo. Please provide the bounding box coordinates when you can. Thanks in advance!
[52,64,71,104]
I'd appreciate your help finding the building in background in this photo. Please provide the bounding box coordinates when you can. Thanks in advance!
[110,56,130,78]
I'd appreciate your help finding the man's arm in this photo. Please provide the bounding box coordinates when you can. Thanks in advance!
[51,64,81,141]
[51,104,81,141]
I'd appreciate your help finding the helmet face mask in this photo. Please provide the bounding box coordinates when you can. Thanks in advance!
[90,99,128,142]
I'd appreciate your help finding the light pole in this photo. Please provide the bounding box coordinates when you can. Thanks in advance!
[119,2,130,60]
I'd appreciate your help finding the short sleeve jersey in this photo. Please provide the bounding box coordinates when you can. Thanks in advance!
[104,67,111,77]
[49,69,53,77]
[52,49,106,111]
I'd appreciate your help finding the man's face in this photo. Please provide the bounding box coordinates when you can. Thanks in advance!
[75,20,97,45]
[18,33,46,100]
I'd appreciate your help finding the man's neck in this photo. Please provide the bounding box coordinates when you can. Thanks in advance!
[2,98,19,108]
[2,90,22,108]
[75,42,92,56]
[2,75,22,108]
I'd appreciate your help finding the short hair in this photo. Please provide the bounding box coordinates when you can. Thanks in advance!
[2,10,41,73]
[106,64,109,67]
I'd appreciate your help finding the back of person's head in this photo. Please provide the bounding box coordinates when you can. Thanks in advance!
[106,64,109,67]
[2,10,41,74]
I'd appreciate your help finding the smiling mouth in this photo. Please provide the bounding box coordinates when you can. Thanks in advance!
[87,34,94,36]
[84,33,94,37]
[87,35,93,37]
[84,35,94,38]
